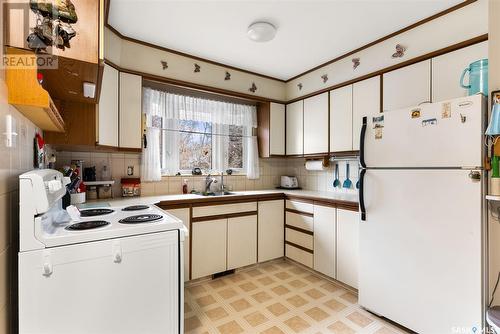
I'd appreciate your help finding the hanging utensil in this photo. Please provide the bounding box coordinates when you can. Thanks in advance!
[333,163,341,188]
[343,163,352,189]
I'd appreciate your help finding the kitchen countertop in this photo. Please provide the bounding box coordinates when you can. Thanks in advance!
[81,189,358,208]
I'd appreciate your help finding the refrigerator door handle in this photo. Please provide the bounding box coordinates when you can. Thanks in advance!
[359,168,366,221]
[360,116,367,169]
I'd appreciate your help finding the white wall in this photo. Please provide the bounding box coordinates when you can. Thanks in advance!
[104,27,286,102]
[285,0,488,101]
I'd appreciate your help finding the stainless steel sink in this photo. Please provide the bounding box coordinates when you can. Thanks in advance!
[195,191,235,197]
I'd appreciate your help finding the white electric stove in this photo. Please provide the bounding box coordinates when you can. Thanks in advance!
[18,169,186,334]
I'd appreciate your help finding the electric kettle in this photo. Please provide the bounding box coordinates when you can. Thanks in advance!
[460,59,488,96]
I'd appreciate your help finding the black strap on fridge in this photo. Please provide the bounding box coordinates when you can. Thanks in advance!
[359,116,367,221]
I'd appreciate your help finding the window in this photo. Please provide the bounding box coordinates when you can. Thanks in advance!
[142,87,259,180]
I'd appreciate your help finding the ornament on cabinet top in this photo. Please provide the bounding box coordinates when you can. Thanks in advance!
[161,60,168,70]
[392,44,407,58]
[321,74,328,83]
[249,82,257,93]
[352,57,360,70]
[225,71,231,80]
[297,83,303,90]
[194,64,201,73]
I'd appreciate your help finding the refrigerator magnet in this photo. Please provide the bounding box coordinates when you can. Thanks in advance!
[441,102,451,119]
[411,108,421,119]
[422,118,437,127]
[375,126,383,140]
[372,115,384,129]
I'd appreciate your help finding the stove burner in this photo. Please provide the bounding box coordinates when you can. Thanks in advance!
[80,208,115,217]
[66,221,110,231]
[122,205,149,211]
[119,214,163,224]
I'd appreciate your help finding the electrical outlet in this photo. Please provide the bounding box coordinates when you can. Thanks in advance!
[127,166,134,176]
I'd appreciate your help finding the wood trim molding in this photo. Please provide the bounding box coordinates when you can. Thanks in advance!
[286,34,487,104]
[285,0,478,82]
[285,208,314,218]
[285,224,314,236]
[156,193,285,208]
[191,211,258,223]
[103,22,285,83]
[104,58,287,104]
[285,241,314,254]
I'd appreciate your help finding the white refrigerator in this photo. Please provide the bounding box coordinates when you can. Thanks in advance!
[358,95,486,333]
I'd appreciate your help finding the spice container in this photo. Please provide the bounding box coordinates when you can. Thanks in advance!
[98,185,112,199]
[122,178,141,197]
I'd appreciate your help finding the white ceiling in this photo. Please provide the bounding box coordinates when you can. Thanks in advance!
[109,0,463,81]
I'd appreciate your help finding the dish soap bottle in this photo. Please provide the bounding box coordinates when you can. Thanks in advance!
[183,179,188,194]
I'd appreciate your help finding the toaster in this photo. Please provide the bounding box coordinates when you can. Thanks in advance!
[280,176,299,189]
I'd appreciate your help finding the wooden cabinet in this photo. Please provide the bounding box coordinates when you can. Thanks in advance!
[432,41,488,102]
[257,102,285,157]
[227,215,257,270]
[304,92,329,154]
[270,103,286,156]
[313,205,336,278]
[98,64,119,147]
[166,208,190,282]
[286,100,304,155]
[352,76,380,150]
[336,209,359,288]
[119,73,142,149]
[258,200,284,262]
[383,60,431,112]
[191,219,227,280]
[330,85,353,152]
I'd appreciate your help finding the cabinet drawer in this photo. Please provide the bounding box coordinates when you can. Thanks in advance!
[193,202,257,218]
[286,212,314,232]
[286,244,313,268]
[286,200,314,214]
[285,228,313,250]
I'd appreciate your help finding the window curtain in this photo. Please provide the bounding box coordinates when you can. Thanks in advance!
[142,87,259,181]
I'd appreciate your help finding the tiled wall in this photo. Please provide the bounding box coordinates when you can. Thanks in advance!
[53,150,359,197]
[0,81,39,333]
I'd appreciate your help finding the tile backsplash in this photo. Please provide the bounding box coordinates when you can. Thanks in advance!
[51,149,359,197]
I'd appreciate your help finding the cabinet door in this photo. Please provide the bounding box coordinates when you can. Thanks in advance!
[227,215,257,270]
[167,208,190,281]
[313,205,336,278]
[352,76,381,150]
[270,103,286,155]
[337,209,359,288]
[98,64,119,147]
[191,219,227,279]
[304,92,329,154]
[286,100,304,155]
[119,72,142,149]
[258,200,284,262]
[432,42,488,102]
[383,60,431,112]
[330,85,353,152]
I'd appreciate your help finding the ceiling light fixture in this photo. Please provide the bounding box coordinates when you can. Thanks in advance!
[247,22,276,42]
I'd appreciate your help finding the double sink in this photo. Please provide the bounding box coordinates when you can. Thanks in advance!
[194,191,235,197]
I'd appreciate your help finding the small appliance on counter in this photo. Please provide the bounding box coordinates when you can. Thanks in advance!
[278,176,300,189]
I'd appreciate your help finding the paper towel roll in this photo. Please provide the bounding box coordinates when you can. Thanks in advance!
[305,160,326,171]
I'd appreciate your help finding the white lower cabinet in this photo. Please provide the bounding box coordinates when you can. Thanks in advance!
[166,208,190,282]
[336,209,360,288]
[227,215,257,270]
[258,200,284,262]
[313,205,336,278]
[191,219,227,280]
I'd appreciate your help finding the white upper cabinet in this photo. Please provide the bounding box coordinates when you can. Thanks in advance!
[119,72,142,149]
[383,60,431,112]
[304,92,329,154]
[270,103,286,155]
[353,76,380,150]
[98,64,119,147]
[432,41,488,102]
[336,209,359,289]
[313,205,336,278]
[286,100,304,155]
[330,85,352,153]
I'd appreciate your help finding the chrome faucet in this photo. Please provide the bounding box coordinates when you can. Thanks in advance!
[205,174,216,193]
[220,171,226,193]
